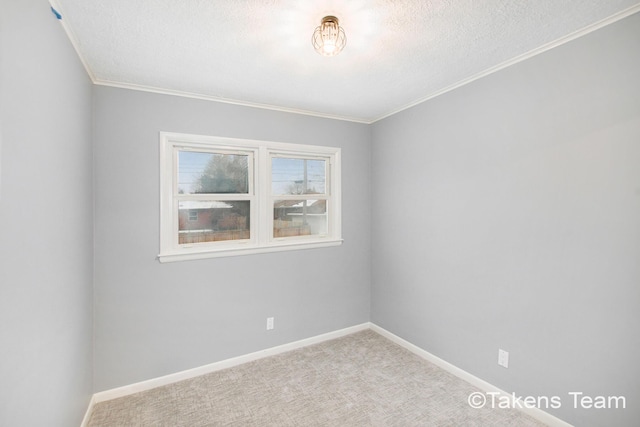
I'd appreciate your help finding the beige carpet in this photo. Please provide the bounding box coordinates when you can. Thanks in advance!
[88,330,546,426]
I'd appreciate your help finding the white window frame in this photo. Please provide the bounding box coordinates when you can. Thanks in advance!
[158,132,342,262]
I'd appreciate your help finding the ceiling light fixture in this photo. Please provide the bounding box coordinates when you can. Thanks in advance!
[312,16,346,57]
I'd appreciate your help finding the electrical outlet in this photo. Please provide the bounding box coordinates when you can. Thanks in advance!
[498,349,509,368]
[266,317,274,330]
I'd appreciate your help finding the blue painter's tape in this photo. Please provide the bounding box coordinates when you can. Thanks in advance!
[51,6,62,20]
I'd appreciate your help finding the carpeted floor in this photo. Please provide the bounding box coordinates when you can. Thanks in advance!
[88,330,546,426]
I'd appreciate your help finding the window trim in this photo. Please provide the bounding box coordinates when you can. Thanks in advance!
[158,132,342,263]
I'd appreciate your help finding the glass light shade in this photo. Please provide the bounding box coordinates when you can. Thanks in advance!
[312,16,346,57]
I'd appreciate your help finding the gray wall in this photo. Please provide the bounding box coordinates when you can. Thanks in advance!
[92,86,372,391]
[371,13,640,427]
[0,1,94,426]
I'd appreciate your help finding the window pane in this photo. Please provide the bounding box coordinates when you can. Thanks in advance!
[272,158,325,195]
[273,200,327,238]
[179,200,250,244]
[178,151,249,194]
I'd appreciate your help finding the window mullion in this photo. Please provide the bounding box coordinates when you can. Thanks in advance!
[258,146,270,245]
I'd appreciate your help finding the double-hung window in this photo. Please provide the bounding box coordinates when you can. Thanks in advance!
[159,132,342,262]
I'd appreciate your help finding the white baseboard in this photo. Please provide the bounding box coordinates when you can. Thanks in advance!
[79,394,95,427]
[369,323,573,427]
[91,322,369,404]
[83,322,571,427]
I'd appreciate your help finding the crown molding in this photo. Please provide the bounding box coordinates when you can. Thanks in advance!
[372,4,640,123]
[92,79,371,124]
[49,0,97,83]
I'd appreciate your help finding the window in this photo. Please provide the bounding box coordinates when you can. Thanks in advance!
[159,132,342,262]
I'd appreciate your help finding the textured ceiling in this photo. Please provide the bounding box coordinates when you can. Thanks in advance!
[52,0,640,123]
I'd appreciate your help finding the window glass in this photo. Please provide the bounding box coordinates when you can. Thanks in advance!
[178,151,249,194]
[178,200,250,244]
[271,158,325,195]
[273,199,327,237]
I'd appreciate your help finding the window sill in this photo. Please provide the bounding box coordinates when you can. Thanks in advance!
[157,239,343,263]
